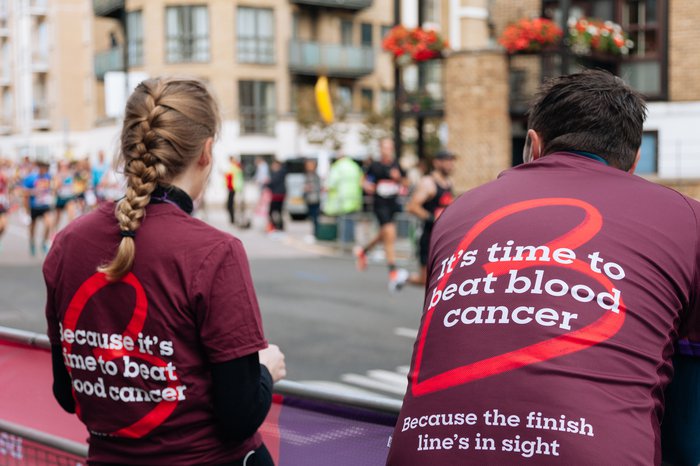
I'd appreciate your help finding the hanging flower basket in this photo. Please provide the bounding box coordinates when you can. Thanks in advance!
[567,17,634,56]
[498,18,563,54]
[382,25,449,66]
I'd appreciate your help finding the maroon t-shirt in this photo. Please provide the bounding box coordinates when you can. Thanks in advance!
[387,153,700,465]
[44,202,268,464]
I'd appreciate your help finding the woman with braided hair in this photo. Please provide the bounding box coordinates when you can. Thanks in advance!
[43,77,285,465]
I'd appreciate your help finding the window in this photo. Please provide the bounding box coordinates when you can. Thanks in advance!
[421,0,441,27]
[543,0,666,98]
[341,20,353,45]
[336,85,353,114]
[380,89,394,113]
[381,25,392,41]
[2,88,12,123]
[237,7,274,64]
[35,20,48,62]
[292,12,299,39]
[165,5,209,63]
[239,81,276,135]
[619,0,664,97]
[1,40,10,81]
[127,10,143,66]
[636,131,658,174]
[361,23,373,47]
[361,88,374,113]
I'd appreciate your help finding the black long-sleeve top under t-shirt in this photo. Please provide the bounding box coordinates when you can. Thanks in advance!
[51,346,273,441]
[50,185,273,441]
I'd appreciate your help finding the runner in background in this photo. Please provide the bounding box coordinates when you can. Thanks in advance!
[91,150,109,202]
[398,150,456,289]
[354,137,408,291]
[72,159,90,214]
[44,77,285,465]
[0,159,9,250]
[53,159,76,231]
[387,70,700,465]
[16,156,34,225]
[23,160,54,256]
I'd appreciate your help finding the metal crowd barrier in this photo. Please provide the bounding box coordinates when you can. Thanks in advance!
[0,326,401,463]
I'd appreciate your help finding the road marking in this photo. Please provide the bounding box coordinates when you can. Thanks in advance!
[340,373,407,397]
[393,327,418,339]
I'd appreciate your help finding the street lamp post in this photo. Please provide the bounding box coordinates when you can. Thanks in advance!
[392,0,401,158]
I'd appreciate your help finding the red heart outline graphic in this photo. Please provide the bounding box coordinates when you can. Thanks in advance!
[410,198,626,397]
[62,272,179,438]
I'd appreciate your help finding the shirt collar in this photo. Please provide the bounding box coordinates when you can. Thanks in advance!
[149,184,194,215]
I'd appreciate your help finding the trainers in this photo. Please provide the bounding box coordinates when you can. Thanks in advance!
[353,246,367,271]
[29,243,36,257]
[388,268,410,292]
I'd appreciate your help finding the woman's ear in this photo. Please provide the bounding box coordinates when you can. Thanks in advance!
[198,137,214,167]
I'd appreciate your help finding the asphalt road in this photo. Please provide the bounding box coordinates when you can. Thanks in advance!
[0,207,425,398]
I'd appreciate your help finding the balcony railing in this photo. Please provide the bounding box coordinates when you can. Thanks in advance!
[32,49,49,73]
[94,47,124,79]
[290,0,372,10]
[288,40,374,78]
[93,0,125,18]
[33,103,49,129]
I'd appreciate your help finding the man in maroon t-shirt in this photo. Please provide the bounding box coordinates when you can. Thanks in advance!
[387,70,700,465]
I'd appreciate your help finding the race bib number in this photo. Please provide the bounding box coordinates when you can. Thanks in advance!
[376,180,400,198]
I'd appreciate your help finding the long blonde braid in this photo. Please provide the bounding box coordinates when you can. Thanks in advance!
[99,78,220,281]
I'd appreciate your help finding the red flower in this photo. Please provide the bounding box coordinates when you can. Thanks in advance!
[382,25,449,63]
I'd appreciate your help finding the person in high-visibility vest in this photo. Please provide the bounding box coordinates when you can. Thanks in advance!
[225,155,243,225]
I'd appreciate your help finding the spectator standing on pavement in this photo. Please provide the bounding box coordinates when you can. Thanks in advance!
[44,77,285,466]
[387,70,700,465]
[398,150,456,288]
[354,137,408,291]
[91,150,110,202]
[303,158,322,238]
[323,154,363,217]
[225,155,243,225]
[266,159,286,232]
[23,160,54,256]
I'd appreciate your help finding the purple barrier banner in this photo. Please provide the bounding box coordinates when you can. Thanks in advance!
[0,430,84,466]
[261,395,397,466]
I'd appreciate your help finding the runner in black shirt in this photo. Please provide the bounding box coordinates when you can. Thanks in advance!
[401,150,456,288]
[353,138,408,291]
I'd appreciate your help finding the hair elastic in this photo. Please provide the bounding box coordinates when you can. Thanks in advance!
[120,230,136,239]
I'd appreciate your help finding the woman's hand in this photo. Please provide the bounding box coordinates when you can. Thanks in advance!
[259,344,286,383]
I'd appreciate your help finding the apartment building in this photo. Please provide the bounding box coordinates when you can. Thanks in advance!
[444,0,700,195]
[0,0,402,168]
[0,0,99,159]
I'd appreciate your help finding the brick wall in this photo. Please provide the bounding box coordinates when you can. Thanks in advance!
[445,50,511,192]
[669,0,700,101]
[489,0,541,38]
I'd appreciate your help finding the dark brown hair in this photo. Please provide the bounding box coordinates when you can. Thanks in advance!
[99,77,220,281]
[527,69,647,170]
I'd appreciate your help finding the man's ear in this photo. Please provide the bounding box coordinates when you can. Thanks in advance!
[526,129,543,161]
[628,148,641,174]
[198,137,214,167]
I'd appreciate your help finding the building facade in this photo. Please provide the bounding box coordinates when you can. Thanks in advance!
[0,0,399,172]
[444,0,700,195]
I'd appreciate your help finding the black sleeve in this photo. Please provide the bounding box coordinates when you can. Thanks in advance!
[211,352,273,441]
[51,344,76,414]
